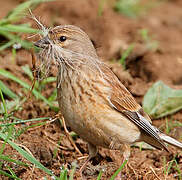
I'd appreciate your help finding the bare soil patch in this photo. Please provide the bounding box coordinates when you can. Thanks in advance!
[0,0,182,179]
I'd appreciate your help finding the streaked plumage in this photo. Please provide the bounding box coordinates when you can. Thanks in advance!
[34,24,182,174]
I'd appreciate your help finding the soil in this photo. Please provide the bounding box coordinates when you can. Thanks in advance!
[0,0,182,179]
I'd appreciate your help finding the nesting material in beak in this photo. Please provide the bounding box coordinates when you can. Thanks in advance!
[34,36,50,48]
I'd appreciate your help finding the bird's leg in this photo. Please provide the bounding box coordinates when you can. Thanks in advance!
[79,143,97,178]
[123,144,130,163]
[122,144,138,178]
[115,144,130,180]
[59,114,83,156]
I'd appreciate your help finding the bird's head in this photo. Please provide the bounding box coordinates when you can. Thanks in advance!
[34,25,98,62]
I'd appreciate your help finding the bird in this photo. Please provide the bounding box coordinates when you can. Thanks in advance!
[34,24,182,176]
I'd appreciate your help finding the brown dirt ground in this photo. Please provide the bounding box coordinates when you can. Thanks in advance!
[0,0,182,179]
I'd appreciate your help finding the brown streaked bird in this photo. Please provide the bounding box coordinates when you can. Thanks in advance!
[34,24,182,175]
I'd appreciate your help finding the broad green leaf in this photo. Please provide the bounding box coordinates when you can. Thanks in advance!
[143,81,182,118]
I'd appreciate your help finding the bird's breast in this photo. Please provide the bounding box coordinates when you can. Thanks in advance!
[57,68,140,148]
[57,68,112,145]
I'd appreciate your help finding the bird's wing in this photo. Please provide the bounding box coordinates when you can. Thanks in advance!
[101,65,168,151]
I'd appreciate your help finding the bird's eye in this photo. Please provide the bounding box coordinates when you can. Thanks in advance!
[59,36,67,42]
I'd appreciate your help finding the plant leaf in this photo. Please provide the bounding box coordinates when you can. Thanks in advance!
[0,69,59,111]
[0,169,21,180]
[0,0,53,25]
[0,98,21,114]
[0,24,41,33]
[110,160,127,180]
[0,117,49,127]
[0,154,28,167]
[0,80,18,99]
[0,132,53,176]
[143,81,182,118]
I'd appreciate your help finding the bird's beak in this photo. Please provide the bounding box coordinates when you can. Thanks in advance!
[34,36,50,48]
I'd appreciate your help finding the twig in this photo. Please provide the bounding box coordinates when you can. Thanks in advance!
[150,166,161,180]
[16,143,36,179]
[43,131,70,151]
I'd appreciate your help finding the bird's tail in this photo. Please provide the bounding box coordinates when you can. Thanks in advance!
[159,132,182,149]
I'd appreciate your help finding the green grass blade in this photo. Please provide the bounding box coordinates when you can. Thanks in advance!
[42,77,57,85]
[0,98,24,114]
[98,0,107,16]
[174,159,182,180]
[17,39,34,50]
[21,65,33,80]
[163,156,167,175]
[0,30,16,40]
[119,44,134,69]
[69,162,77,180]
[21,66,57,90]
[0,40,15,51]
[0,69,59,111]
[0,0,53,25]
[0,169,21,180]
[0,117,50,127]
[0,24,41,33]
[0,132,54,176]
[60,168,68,180]
[48,89,57,102]
[0,80,18,99]
[0,154,28,166]
[166,159,174,176]
[0,125,13,155]
[110,159,127,180]
[97,170,103,180]
[0,88,8,115]
[0,30,34,50]
[7,166,21,179]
